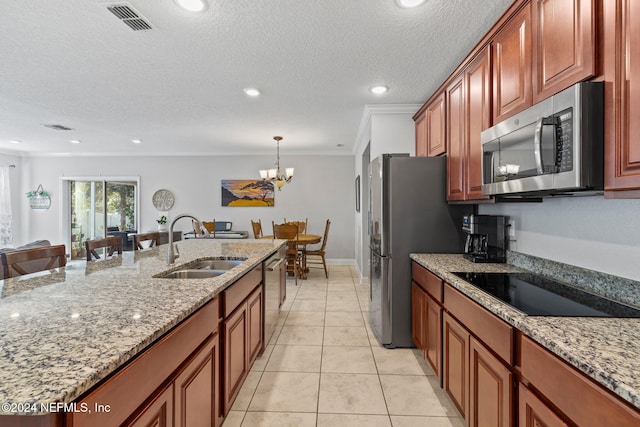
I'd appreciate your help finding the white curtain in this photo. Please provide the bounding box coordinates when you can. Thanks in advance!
[0,166,13,247]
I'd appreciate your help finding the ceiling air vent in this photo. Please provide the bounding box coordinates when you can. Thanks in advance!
[43,124,74,131]
[105,2,153,31]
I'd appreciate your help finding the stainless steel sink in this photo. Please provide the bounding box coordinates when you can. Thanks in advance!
[160,269,226,279]
[155,257,247,279]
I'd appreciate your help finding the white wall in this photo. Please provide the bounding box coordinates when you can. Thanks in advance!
[18,154,355,261]
[0,153,23,247]
[480,196,640,281]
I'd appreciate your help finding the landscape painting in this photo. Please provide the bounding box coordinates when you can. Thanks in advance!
[221,180,275,207]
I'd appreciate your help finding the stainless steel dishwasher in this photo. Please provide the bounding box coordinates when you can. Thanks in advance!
[263,247,285,345]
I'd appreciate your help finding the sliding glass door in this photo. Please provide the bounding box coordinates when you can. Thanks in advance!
[69,179,137,259]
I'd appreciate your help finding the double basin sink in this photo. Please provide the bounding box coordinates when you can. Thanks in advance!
[155,258,247,279]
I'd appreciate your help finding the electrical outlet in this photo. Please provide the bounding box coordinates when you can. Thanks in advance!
[508,219,516,239]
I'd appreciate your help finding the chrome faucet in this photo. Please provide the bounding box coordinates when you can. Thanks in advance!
[167,213,210,265]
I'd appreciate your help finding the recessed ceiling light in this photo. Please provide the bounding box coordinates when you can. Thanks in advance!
[9,140,21,144]
[370,85,389,95]
[244,88,260,97]
[396,0,427,8]
[132,139,142,144]
[174,0,208,12]
[70,140,81,144]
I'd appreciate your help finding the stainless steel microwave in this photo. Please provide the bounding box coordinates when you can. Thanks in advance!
[481,82,604,197]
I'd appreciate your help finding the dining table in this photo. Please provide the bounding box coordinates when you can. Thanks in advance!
[260,234,321,278]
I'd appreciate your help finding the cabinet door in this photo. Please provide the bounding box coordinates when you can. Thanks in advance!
[279,250,286,307]
[425,295,442,383]
[415,111,428,156]
[604,0,640,194]
[411,281,427,350]
[469,337,513,427]
[427,92,447,156]
[248,286,263,365]
[223,304,248,414]
[443,312,469,420]
[127,384,174,427]
[493,4,532,122]
[465,46,492,200]
[532,0,596,102]
[518,384,567,427]
[446,74,466,201]
[174,334,219,427]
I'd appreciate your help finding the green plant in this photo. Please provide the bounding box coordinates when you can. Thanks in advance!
[26,189,48,198]
[156,215,167,225]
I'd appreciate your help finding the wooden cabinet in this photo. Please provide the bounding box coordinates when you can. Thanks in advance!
[492,3,532,123]
[446,46,491,201]
[415,92,446,157]
[443,312,470,419]
[222,267,263,414]
[425,295,443,381]
[531,0,597,102]
[470,337,513,427]
[604,0,640,195]
[518,384,567,427]
[411,281,427,351]
[127,385,174,427]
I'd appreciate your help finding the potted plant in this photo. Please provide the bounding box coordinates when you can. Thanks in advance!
[156,215,168,231]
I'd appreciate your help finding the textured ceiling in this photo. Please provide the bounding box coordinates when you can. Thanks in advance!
[0,0,513,156]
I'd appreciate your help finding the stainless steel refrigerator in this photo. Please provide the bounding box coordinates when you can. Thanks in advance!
[369,154,467,348]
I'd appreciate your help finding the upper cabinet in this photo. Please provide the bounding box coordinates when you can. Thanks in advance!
[603,0,640,195]
[415,92,446,157]
[531,0,597,102]
[492,4,533,123]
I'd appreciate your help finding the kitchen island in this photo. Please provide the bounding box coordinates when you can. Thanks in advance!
[410,253,640,426]
[0,239,285,426]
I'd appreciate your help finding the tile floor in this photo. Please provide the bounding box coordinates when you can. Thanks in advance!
[221,265,464,427]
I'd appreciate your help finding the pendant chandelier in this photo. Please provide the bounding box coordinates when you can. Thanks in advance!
[259,136,294,191]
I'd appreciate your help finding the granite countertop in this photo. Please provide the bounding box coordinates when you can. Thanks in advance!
[0,239,285,415]
[410,253,640,410]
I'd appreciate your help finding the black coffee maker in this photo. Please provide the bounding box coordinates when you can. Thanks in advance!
[462,214,507,263]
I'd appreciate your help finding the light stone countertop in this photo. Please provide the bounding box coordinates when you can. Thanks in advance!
[410,253,640,411]
[0,239,285,415]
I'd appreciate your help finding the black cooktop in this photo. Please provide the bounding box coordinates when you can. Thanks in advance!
[452,272,640,317]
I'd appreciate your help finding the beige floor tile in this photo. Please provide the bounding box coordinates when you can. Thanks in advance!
[323,326,370,346]
[241,412,317,427]
[221,410,245,427]
[372,347,431,375]
[326,290,359,300]
[317,413,392,427]
[265,324,283,346]
[379,375,458,417]
[290,299,326,312]
[230,371,263,411]
[251,344,275,372]
[389,415,465,427]
[325,298,361,312]
[266,345,322,372]
[321,346,377,374]
[248,372,320,412]
[294,290,327,300]
[276,326,324,346]
[324,311,364,327]
[318,373,387,415]
[284,311,325,326]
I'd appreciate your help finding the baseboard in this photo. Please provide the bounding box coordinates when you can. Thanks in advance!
[325,259,356,265]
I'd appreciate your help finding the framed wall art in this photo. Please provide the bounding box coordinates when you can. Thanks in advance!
[221,180,275,207]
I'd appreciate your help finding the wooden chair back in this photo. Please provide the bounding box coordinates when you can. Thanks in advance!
[134,232,161,250]
[1,244,67,278]
[273,223,299,241]
[251,220,263,239]
[202,221,215,234]
[85,236,123,261]
[273,223,302,284]
[283,219,307,234]
[319,219,331,250]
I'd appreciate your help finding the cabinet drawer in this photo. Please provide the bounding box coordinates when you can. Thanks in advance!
[70,297,219,427]
[223,266,262,318]
[412,262,443,303]
[444,283,513,365]
[519,334,640,427]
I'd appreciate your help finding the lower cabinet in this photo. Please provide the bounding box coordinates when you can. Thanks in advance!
[518,384,567,427]
[425,293,442,381]
[443,312,470,419]
[128,384,174,427]
[411,281,427,351]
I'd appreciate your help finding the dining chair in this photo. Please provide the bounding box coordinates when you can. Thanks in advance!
[283,218,307,234]
[85,235,122,261]
[134,232,161,250]
[1,244,67,278]
[273,223,303,285]
[251,220,263,239]
[192,220,212,237]
[202,221,216,234]
[304,219,331,278]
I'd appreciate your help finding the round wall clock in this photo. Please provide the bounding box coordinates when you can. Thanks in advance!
[152,189,175,211]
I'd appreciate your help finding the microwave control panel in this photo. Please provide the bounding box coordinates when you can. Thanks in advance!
[555,108,573,172]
